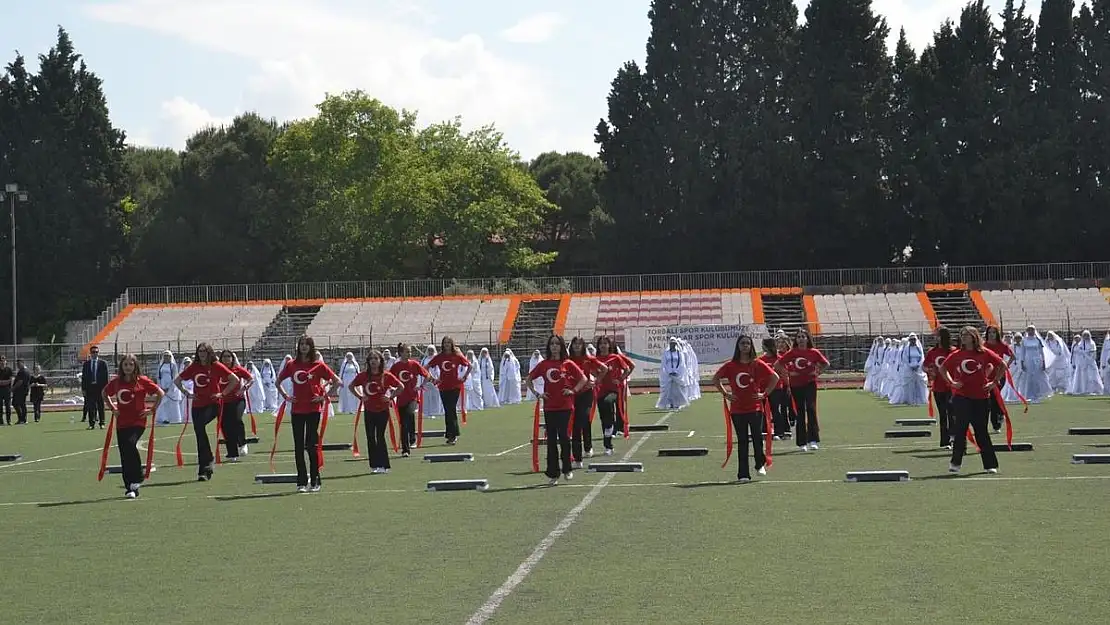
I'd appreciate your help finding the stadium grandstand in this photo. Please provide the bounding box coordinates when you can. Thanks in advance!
[43,262,1107,384]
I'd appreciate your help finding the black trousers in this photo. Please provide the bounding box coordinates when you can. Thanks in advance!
[191,404,220,476]
[597,391,619,449]
[222,398,246,458]
[84,389,106,425]
[32,399,42,422]
[13,393,27,424]
[951,395,999,470]
[571,390,594,460]
[934,390,953,446]
[730,412,766,480]
[988,385,1005,430]
[291,412,322,487]
[398,401,417,452]
[769,388,791,436]
[790,382,819,445]
[543,409,573,479]
[116,426,145,489]
[364,410,391,470]
[440,388,461,441]
[0,391,11,424]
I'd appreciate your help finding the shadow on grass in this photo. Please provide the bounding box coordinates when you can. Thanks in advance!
[506,470,538,476]
[914,471,991,480]
[910,453,952,460]
[891,448,943,455]
[674,480,740,489]
[484,484,556,494]
[37,497,121,508]
[142,480,198,488]
[213,492,296,502]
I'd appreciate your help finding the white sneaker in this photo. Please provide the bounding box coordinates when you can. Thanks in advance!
[382,469,390,474]
[798,446,810,453]
[297,486,308,493]
[226,456,240,463]
[948,464,961,473]
[240,445,249,455]
[125,491,137,499]
[809,443,819,451]
[604,449,613,456]
[370,467,381,474]
[572,461,583,470]
[310,484,322,492]
[585,449,594,458]
[986,468,998,474]
[129,483,142,492]
[738,477,752,484]
[773,435,782,441]
[564,471,574,480]
[547,477,559,486]
[757,467,767,476]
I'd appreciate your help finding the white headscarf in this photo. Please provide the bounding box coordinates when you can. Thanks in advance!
[158,350,182,400]
[1020,324,1056,369]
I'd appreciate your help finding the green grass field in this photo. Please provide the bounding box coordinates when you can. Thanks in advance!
[2,390,1109,625]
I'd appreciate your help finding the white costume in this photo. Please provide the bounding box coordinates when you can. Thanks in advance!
[1101,333,1110,395]
[499,349,522,404]
[278,355,294,412]
[890,335,928,405]
[155,351,184,424]
[1015,328,1054,402]
[338,353,361,414]
[1045,332,1072,393]
[656,339,690,410]
[246,361,266,413]
[863,337,883,393]
[421,346,444,416]
[383,349,398,373]
[1001,336,1023,403]
[879,338,897,398]
[679,338,701,401]
[478,348,500,408]
[1069,331,1104,395]
[464,350,484,411]
[261,359,279,412]
[526,350,543,400]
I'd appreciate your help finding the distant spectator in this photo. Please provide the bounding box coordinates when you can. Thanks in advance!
[29,364,47,423]
[0,355,12,425]
[12,359,30,424]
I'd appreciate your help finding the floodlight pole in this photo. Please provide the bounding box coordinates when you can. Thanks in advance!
[3,183,28,345]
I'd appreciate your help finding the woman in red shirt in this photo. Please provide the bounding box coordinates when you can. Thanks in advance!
[594,336,634,455]
[104,354,164,499]
[568,336,609,466]
[761,337,791,440]
[218,350,254,461]
[983,325,1012,432]
[174,343,238,482]
[350,350,403,474]
[923,326,957,449]
[526,334,588,485]
[714,335,780,482]
[942,326,1006,474]
[773,329,830,451]
[389,344,432,456]
[425,337,471,446]
[277,335,340,492]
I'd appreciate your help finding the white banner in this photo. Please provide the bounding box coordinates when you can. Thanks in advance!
[623,323,769,381]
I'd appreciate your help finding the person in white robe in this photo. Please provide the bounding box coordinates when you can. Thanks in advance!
[526,350,543,401]
[464,350,484,412]
[155,350,184,424]
[278,354,294,412]
[1101,332,1110,396]
[587,344,597,357]
[656,337,690,410]
[863,337,882,393]
[246,360,266,415]
[337,352,361,414]
[478,348,500,408]
[261,359,279,412]
[1068,331,1104,395]
[890,334,928,405]
[1015,325,1054,403]
[678,338,701,401]
[499,349,522,404]
[421,345,444,416]
[616,345,633,400]
[1044,331,1072,393]
[383,349,398,372]
[999,334,1023,403]
[887,338,907,402]
[879,338,897,398]
[177,356,194,423]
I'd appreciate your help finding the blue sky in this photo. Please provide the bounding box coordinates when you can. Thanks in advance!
[4,0,1043,159]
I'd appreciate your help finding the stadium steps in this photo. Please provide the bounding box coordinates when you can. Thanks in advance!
[253,305,322,362]
[762,294,807,335]
[926,290,983,330]
[507,299,560,356]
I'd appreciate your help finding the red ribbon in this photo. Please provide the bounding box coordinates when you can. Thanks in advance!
[174,415,189,468]
[144,406,157,479]
[416,389,425,449]
[619,382,630,439]
[1003,368,1030,413]
[720,397,733,469]
[531,399,541,473]
[351,403,363,458]
[213,399,224,465]
[460,385,468,425]
[316,398,330,469]
[388,400,400,453]
[97,411,117,481]
[588,391,597,424]
[246,393,258,436]
[991,386,1015,450]
[268,401,287,473]
[927,389,935,418]
[762,398,773,469]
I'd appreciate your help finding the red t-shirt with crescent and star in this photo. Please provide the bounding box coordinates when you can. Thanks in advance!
[351,371,402,413]
[179,361,235,408]
[528,359,585,412]
[389,360,431,406]
[277,360,337,414]
[777,348,829,387]
[942,348,1005,400]
[426,353,471,391]
[924,346,957,392]
[714,359,776,414]
[104,375,161,429]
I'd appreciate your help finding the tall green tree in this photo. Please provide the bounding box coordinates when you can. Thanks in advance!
[1074,0,1110,260]
[528,151,608,274]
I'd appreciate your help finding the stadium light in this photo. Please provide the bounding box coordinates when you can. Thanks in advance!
[0,183,29,344]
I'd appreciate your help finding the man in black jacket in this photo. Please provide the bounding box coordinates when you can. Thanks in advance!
[0,355,12,425]
[82,347,110,429]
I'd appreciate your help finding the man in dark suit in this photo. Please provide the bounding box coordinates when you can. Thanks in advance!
[82,346,109,429]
